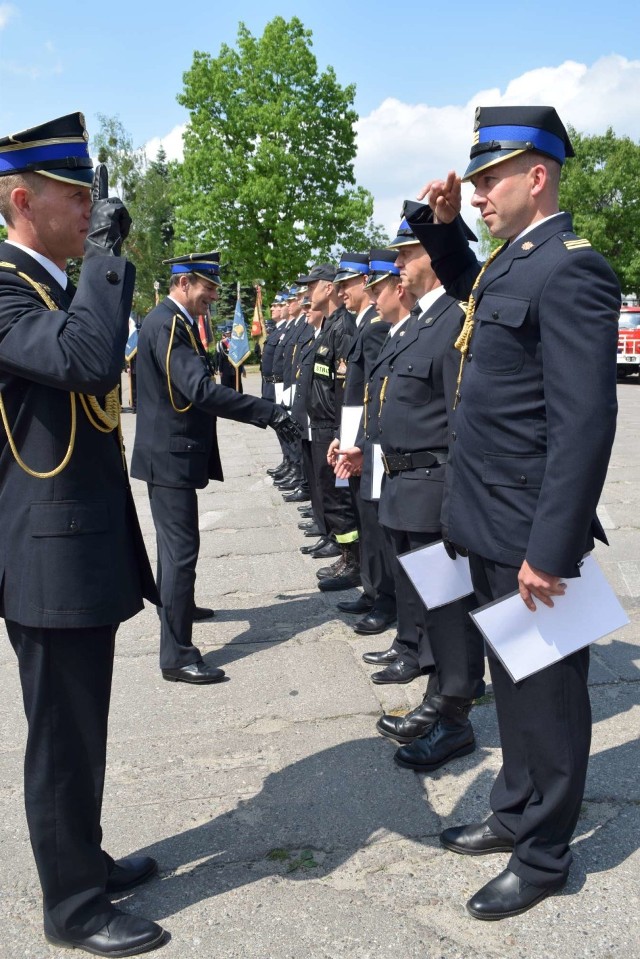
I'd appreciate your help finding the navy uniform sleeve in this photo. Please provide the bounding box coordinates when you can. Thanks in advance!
[0,256,133,394]
[154,314,273,427]
[526,247,619,574]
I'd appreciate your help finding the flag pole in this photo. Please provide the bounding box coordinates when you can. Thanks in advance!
[235,281,241,391]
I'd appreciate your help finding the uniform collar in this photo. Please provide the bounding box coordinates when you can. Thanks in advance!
[167,294,195,325]
[5,239,68,289]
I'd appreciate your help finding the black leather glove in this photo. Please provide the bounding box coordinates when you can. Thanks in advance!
[84,197,132,258]
[269,405,302,444]
[443,537,469,560]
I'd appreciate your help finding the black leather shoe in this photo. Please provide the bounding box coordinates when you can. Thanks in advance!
[310,540,341,559]
[362,646,398,665]
[276,472,301,490]
[376,696,439,744]
[298,509,314,519]
[317,565,361,591]
[284,487,311,503]
[337,595,374,614]
[440,821,514,856]
[106,856,158,893]
[303,524,322,537]
[45,909,166,957]
[466,868,564,920]
[353,609,397,634]
[267,461,287,476]
[162,660,225,684]
[193,606,215,621]
[371,658,420,684]
[298,520,318,532]
[394,717,475,770]
[298,504,313,513]
[300,537,329,555]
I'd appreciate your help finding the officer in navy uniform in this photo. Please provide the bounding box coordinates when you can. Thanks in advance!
[131,254,300,684]
[215,325,243,391]
[0,114,166,955]
[357,210,485,764]
[301,263,360,590]
[279,285,312,502]
[408,106,620,919]
[329,252,396,632]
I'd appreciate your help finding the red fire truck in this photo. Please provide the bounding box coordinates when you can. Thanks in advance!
[617,306,640,378]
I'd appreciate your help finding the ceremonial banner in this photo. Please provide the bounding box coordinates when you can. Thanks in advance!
[251,284,266,342]
[229,288,251,369]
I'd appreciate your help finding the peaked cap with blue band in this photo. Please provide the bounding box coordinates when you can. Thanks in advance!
[364,248,399,289]
[0,112,93,186]
[163,251,221,285]
[462,105,574,181]
[334,252,370,284]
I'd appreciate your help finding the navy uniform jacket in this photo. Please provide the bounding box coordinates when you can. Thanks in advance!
[260,323,283,400]
[272,318,297,383]
[291,327,318,429]
[373,296,465,532]
[0,241,158,628]
[407,212,620,577]
[131,297,273,489]
[343,305,390,407]
[283,314,308,392]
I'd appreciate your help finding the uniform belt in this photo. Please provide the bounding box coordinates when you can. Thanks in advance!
[381,449,448,475]
[263,375,283,383]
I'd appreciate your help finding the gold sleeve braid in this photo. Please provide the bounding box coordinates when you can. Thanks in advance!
[0,263,124,477]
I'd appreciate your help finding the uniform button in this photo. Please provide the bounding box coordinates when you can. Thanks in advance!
[407,364,413,371]
[69,519,78,531]
[451,431,457,441]
[519,475,527,484]
[389,364,394,371]
[106,270,119,284]
[492,310,499,319]
[467,353,473,361]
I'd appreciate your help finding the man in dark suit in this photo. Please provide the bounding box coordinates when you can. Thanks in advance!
[131,253,299,684]
[408,106,620,919]
[328,253,395,633]
[0,114,166,955]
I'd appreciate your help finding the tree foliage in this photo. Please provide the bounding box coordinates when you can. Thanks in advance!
[175,16,384,299]
[560,127,640,294]
[126,148,176,315]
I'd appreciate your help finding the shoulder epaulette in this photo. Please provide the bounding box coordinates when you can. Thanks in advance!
[457,301,468,313]
[370,316,382,323]
[562,236,592,251]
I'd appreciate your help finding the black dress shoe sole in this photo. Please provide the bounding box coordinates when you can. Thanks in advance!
[106,861,159,894]
[162,672,226,685]
[440,835,515,856]
[371,670,420,685]
[45,928,167,958]
[466,881,564,920]
[337,602,374,614]
[394,740,475,770]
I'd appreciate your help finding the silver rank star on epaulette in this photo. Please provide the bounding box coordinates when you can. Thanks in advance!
[562,234,592,251]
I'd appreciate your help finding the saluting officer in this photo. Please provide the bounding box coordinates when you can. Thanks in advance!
[409,105,620,919]
[0,113,165,956]
[131,253,300,685]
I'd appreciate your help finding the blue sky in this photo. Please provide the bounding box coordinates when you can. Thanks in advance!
[2,1,639,232]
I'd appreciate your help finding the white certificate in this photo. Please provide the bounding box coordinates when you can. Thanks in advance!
[371,444,384,500]
[336,405,364,487]
[398,540,474,609]
[274,383,284,405]
[470,555,629,682]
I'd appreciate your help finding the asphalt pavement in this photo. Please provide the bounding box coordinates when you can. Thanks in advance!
[0,369,638,959]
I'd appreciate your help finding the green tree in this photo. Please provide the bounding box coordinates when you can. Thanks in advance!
[92,114,143,201]
[560,127,640,294]
[126,147,176,315]
[175,16,384,299]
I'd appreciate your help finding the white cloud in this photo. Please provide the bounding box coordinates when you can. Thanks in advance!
[146,55,640,238]
[0,4,17,30]
[144,124,185,163]
[355,54,640,236]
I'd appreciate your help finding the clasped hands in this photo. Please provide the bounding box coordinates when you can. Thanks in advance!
[327,437,362,478]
